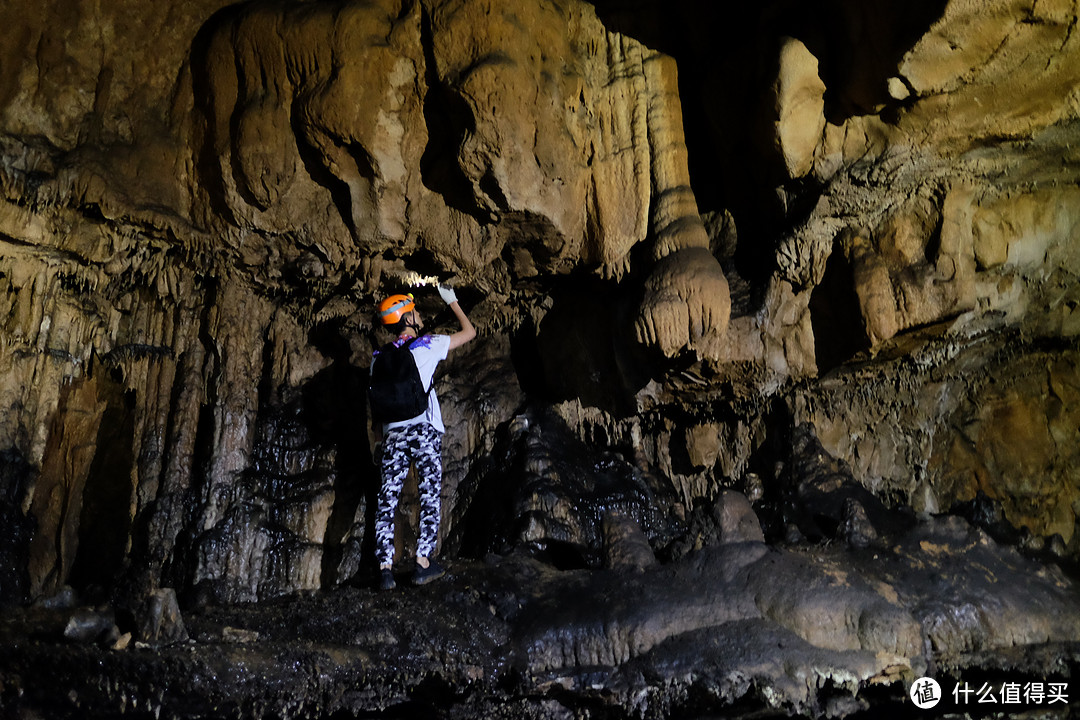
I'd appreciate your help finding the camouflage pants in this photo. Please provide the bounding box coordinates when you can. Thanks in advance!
[376,422,443,566]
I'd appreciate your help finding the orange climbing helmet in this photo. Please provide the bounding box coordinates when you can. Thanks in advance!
[378,293,415,325]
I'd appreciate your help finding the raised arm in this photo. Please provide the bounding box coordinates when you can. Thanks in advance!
[438,285,476,350]
[447,302,476,350]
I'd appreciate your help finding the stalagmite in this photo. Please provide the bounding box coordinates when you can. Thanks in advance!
[635,52,731,360]
[0,0,1079,717]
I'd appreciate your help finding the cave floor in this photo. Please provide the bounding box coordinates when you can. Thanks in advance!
[2,516,1080,719]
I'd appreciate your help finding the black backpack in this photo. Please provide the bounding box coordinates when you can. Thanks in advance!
[368,337,433,422]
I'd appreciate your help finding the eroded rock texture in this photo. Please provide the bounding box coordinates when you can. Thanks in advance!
[1,0,1080,717]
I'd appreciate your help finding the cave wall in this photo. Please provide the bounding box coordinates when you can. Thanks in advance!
[0,0,1078,605]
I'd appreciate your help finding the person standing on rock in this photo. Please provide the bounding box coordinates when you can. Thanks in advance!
[368,285,475,590]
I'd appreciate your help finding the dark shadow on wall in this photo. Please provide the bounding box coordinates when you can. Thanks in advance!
[588,0,949,177]
[587,0,948,299]
[418,4,483,216]
[808,239,870,374]
[451,405,685,566]
[511,275,653,418]
[188,2,248,227]
[303,318,378,588]
[0,448,35,607]
[68,372,136,600]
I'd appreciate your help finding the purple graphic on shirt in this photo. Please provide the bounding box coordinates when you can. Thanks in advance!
[373,334,436,357]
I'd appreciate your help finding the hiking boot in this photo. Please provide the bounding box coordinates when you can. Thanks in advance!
[378,568,396,591]
[412,559,446,586]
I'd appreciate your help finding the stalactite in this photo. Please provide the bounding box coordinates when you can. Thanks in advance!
[1,0,1080,716]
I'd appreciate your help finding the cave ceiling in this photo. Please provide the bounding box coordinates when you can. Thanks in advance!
[1,0,1080,716]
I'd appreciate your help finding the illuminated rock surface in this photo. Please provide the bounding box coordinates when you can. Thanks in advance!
[1,0,1079,717]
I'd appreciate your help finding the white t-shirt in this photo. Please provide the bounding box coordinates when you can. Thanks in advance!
[373,334,451,434]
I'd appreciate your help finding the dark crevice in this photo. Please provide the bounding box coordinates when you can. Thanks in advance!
[808,239,870,374]
[418,5,483,217]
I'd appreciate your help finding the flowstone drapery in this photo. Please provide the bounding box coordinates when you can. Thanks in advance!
[1,0,1080,717]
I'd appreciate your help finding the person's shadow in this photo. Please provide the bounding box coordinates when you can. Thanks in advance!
[302,318,379,588]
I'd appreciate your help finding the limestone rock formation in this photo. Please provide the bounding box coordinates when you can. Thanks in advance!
[2,0,1080,717]
[190,0,729,348]
[5,508,1079,718]
[1,0,735,605]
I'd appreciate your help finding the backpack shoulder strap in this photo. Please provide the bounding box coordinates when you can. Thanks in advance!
[403,334,435,394]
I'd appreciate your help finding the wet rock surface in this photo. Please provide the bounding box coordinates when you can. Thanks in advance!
[2,506,1078,719]
[2,0,1080,717]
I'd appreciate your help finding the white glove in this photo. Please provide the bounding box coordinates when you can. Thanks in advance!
[437,284,458,305]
